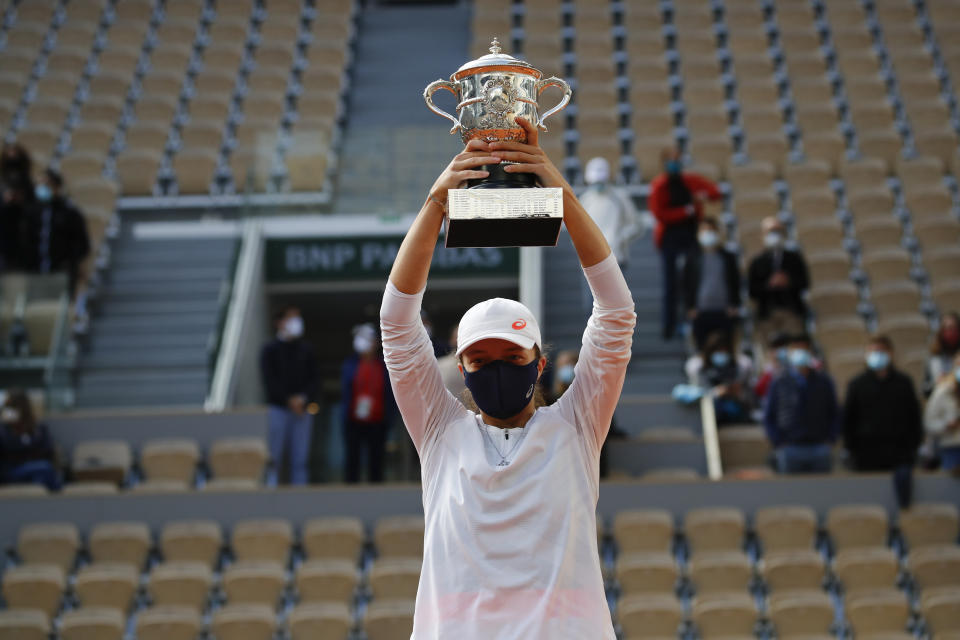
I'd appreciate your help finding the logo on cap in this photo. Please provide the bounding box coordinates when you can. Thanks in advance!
[512,319,526,330]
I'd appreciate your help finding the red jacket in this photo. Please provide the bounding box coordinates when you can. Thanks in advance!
[648,172,723,248]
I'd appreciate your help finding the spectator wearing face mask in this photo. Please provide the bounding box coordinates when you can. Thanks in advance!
[923,352,960,476]
[579,157,643,269]
[0,389,61,490]
[341,323,396,483]
[23,169,90,297]
[843,335,922,474]
[681,217,742,350]
[927,312,960,393]
[763,334,840,473]
[747,217,810,346]
[685,331,754,425]
[648,148,723,340]
[0,143,37,271]
[259,305,317,485]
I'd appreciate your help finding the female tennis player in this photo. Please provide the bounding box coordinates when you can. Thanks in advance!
[380,117,636,639]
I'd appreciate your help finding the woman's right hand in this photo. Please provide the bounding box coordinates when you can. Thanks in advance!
[427,139,500,203]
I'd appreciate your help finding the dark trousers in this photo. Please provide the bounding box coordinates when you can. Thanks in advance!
[344,420,388,483]
[660,242,699,339]
[692,309,735,350]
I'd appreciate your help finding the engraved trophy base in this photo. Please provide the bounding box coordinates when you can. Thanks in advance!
[444,186,564,248]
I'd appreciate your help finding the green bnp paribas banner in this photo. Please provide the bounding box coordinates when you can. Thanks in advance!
[265,236,519,283]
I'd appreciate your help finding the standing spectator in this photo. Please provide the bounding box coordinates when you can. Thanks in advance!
[0,143,37,271]
[763,334,840,473]
[843,335,922,471]
[927,312,960,393]
[580,157,643,268]
[685,331,754,425]
[341,323,396,483]
[924,353,960,476]
[747,217,810,345]
[23,169,90,297]
[260,305,317,485]
[0,389,61,490]
[681,216,742,350]
[648,148,722,340]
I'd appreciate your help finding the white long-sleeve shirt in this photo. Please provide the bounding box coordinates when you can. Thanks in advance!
[380,254,636,640]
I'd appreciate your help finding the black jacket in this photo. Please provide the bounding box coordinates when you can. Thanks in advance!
[747,249,810,319]
[681,248,741,311]
[260,338,319,407]
[22,196,90,272]
[843,368,923,470]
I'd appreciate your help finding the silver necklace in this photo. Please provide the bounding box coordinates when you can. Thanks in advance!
[480,424,528,466]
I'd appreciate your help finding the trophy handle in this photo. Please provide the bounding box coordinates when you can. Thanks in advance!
[535,76,572,132]
[424,79,461,134]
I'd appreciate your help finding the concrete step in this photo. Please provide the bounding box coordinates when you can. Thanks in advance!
[102,278,225,300]
[95,298,221,316]
[87,331,211,353]
[109,265,228,284]
[112,245,236,267]
[77,367,208,388]
[75,388,205,409]
[89,313,214,335]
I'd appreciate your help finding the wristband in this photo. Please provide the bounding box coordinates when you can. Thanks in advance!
[427,192,447,213]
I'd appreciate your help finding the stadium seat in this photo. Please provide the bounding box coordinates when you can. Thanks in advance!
[211,604,277,640]
[71,440,132,485]
[1,564,65,617]
[60,607,125,640]
[613,509,674,553]
[692,592,758,638]
[909,545,960,590]
[88,521,151,569]
[369,557,422,600]
[755,505,818,552]
[114,147,162,196]
[147,562,213,611]
[288,602,352,640]
[834,547,899,593]
[768,589,835,637]
[761,549,827,591]
[160,520,224,567]
[871,280,922,317]
[295,558,358,603]
[302,516,365,562]
[223,560,287,606]
[615,552,679,594]
[363,599,416,640]
[0,609,50,640]
[231,518,294,564]
[63,481,119,496]
[141,438,200,484]
[717,426,771,472]
[826,504,888,551]
[17,522,79,573]
[921,588,960,635]
[807,285,860,321]
[374,516,425,558]
[898,503,960,550]
[688,551,753,594]
[135,606,203,640]
[846,588,911,635]
[74,562,139,611]
[618,593,684,639]
[209,437,268,481]
[684,507,746,553]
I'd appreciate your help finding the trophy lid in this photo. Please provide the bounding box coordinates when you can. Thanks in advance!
[452,38,542,81]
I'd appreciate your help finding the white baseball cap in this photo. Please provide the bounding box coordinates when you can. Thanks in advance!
[456,298,541,356]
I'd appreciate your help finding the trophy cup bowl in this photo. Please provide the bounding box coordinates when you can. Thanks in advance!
[423,38,572,247]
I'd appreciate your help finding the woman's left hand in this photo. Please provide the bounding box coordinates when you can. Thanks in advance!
[489,117,569,190]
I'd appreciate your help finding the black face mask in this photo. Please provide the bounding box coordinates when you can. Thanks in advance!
[463,359,539,420]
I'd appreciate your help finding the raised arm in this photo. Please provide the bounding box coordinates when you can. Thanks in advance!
[488,117,612,268]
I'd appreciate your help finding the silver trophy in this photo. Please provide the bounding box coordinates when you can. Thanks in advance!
[424,38,571,247]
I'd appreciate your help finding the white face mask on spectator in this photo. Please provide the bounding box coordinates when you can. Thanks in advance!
[283,316,304,339]
[698,230,719,248]
[353,334,374,354]
[1,407,20,423]
[764,232,784,249]
[584,157,610,185]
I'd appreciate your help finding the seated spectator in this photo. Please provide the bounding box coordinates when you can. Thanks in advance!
[924,352,960,476]
[0,389,61,490]
[763,334,840,473]
[24,168,90,297]
[682,216,741,350]
[753,332,790,401]
[0,143,37,271]
[842,335,922,472]
[648,147,723,340]
[927,312,960,395]
[747,217,810,346]
[685,331,754,425]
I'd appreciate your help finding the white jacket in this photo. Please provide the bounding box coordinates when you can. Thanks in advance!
[924,378,960,448]
[380,254,635,639]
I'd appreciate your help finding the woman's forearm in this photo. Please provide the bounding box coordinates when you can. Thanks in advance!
[388,199,445,295]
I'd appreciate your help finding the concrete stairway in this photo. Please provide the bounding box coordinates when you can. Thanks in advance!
[333,3,470,214]
[74,231,237,409]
